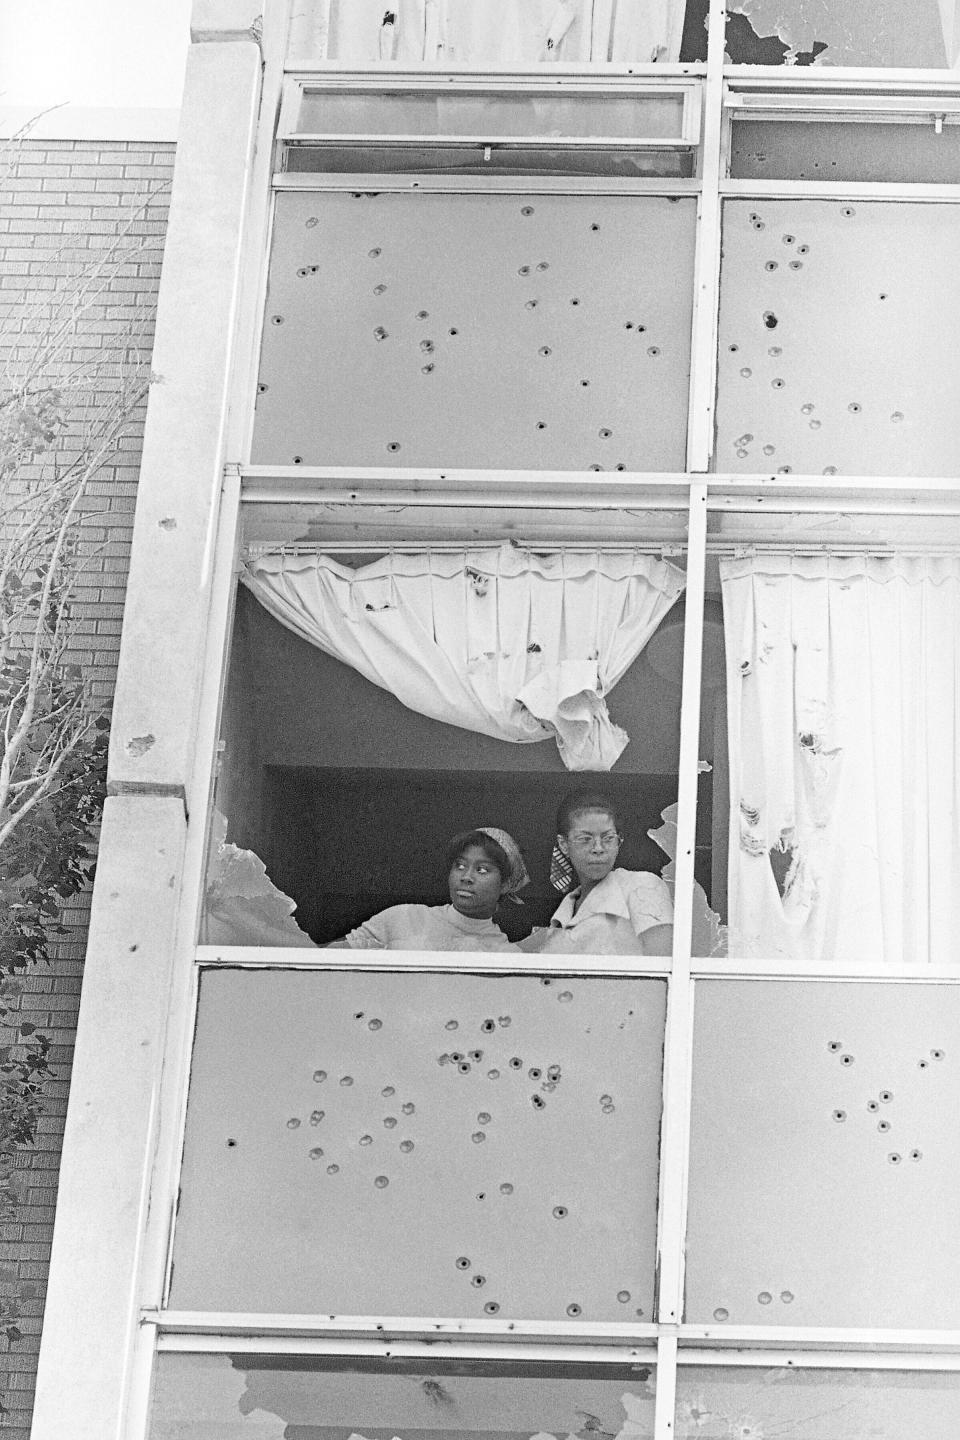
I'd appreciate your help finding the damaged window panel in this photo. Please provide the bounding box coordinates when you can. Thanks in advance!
[686,980,960,1329]
[715,200,960,478]
[675,1367,960,1438]
[148,1355,657,1440]
[694,505,960,964]
[168,969,665,1319]
[721,0,957,67]
[730,118,960,184]
[253,191,696,471]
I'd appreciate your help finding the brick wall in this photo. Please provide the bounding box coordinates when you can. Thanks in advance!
[0,137,174,1437]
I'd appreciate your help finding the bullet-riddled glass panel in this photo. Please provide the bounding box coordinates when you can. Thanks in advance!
[148,1355,657,1440]
[676,1368,960,1438]
[715,200,960,477]
[252,192,696,470]
[722,0,955,66]
[686,980,960,1328]
[170,969,665,1319]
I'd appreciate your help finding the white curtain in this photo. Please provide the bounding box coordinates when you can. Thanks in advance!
[723,554,960,964]
[241,545,685,771]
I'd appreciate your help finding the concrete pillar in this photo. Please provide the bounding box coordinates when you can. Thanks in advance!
[31,29,263,1440]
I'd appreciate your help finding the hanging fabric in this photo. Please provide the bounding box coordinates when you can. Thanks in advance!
[241,544,685,771]
[722,553,960,964]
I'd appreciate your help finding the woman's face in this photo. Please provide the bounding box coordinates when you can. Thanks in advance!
[448,844,504,919]
[559,808,622,886]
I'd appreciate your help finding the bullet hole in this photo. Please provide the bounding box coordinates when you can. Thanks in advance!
[417,310,429,319]
[832,1109,846,1122]
[313,1070,327,1083]
[590,223,600,231]
[729,343,739,352]
[374,1175,390,1188]
[287,1118,301,1129]
[547,1064,561,1081]
[257,382,268,394]
[781,1290,794,1304]
[309,1146,324,1159]
[518,265,531,276]
[617,1290,631,1303]
[877,1120,891,1133]
[340,1075,354,1087]
[566,1302,582,1317]
[306,216,319,227]
[459,1062,472,1074]
[891,412,904,423]
[789,260,803,271]
[292,456,303,465]
[763,444,775,456]
[471,1274,486,1287]
[360,1134,373,1146]
[401,1101,415,1115]
[772,378,785,389]
[558,990,573,1003]
[400,1140,414,1153]
[524,300,539,311]
[624,322,634,330]
[477,1112,492,1125]
[420,339,435,353]
[472,1131,487,1143]
[753,219,766,231]
[919,1059,929,1069]
[765,261,778,271]
[737,448,749,459]
[369,247,382,258]
[521,206,534,216]
[327,1163,340,1175]
[748,212,759,222]
[421,364,435,374]
[469,1049,483,1062]
[498,1016,511,1027]
[823,466,838,475]
[910,1149,923,1161]
[450,1052,463,1063]
[713,1307,729,1321]
[509,1057,523,1069]
[932,1049,945,1060]
[528,1067,542,1080]
[552,1205,568,1219]
[484,1301,500,1314]
[763,312,778,329]
[456,1256,472,1270]
[500,1182,514,1195]
[310,1110,325,1125]
[368,1018,382,1031]
[841,207,855,218]
[536,261,549,271]
[740,367,753,378]
[757,1291,772,1305]
[536,421,547,431]
[782,234,795,245]
[386,441,401,452]
[798,244,809,254]
[539,346,552,357]
[801,403,814,415]
[445,1019,460,1032]
[647,346,660,357]
[373,283,387,295]
[382,1085,396,1097]
[384,1117,398,1129]
[848,402,861,414]
[809,419,821,430]
[867,1100,879,1113]
[487,1069,500,1080]
[270,314,284,325]
[888,1152,902,1165]
[531,1094,546,1110]
[480,1019,497,1034]
[449,327,459,336]
[840,1054,854,1066]
[880,1090,893,1103]
[226,1138,238,1147]
[571,297,580,306]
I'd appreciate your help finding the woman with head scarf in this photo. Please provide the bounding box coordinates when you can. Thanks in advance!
[326,827,529,951]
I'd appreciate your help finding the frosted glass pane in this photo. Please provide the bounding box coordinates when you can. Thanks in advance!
[170,970,665,1319]
[253,192,695,469]
[294,92,686,139]
[686,981,960,1327]
[676,1367,960,1439]
[716,201,960,477]
[149,1355,657,1440]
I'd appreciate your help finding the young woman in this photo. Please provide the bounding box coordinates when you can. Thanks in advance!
[327,826,529,951]
[521,792,673,956]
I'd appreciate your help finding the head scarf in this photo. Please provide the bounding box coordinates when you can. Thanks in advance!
[478,826,530,904]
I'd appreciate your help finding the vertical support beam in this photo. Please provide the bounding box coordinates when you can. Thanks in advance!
[653,1333,679,1440]
[32,25,264,1440]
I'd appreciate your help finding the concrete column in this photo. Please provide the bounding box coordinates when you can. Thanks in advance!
[32,31,263,1440]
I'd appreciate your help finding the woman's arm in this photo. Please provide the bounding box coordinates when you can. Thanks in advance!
[639,922,673,956]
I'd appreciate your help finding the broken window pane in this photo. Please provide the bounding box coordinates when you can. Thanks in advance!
[722,0,956,67]
[676,1367,960,1437]
[252,191,696,471]
[148,1355,656,1440]
[715,200,960,478]
[686,979,960,1327]
[168,969,666,1318]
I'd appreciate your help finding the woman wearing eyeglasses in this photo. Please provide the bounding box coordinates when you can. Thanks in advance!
[521,791,673,956]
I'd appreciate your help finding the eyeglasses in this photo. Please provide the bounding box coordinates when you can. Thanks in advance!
[568,831,621,851]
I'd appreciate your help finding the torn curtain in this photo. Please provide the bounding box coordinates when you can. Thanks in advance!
[723,554,960,964]
[241,545,685,771]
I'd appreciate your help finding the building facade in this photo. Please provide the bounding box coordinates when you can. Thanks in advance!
[30,1,960,1436]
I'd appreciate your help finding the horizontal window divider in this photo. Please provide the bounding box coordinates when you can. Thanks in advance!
[272,172,700,195]
[144,1310,660,1348]
[286,135,694,150]
[723,69,960,93]
[282,65,706,87]
[688,960,960,982]
[728,96,960,117]
[153,1333,658,1364]
[193,946,671,977]
[243,540,684,556]
[721,179,960,201]
[706,472,960,497]
[677,1326,960,1354]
